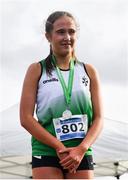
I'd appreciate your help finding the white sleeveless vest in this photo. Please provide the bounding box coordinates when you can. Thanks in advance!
[36,61,93,128]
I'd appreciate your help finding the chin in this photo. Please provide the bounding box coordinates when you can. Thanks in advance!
[60,52,71,57]
[59,49,72,57]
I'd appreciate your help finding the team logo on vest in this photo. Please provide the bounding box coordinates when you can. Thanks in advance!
[43,78,59,84]
[82,76,88,86]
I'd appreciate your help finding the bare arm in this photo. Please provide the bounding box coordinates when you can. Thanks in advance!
[20,63,65,151]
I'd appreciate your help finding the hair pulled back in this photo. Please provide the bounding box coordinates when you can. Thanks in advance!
[45,11,76,76]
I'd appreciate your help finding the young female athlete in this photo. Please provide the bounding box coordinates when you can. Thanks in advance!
[20,11,103,179]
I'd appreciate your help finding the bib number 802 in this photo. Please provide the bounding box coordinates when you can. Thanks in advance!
[62,123,84,134]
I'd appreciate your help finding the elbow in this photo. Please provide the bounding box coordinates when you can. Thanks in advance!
[20,115,26,128]
[20,109,34,130]
[20,112,29,129]
[99,115,104,132]
[20,121,26,128]
[93,115,104,131]
[100,118,104,131]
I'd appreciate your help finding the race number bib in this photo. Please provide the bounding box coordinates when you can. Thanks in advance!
[53,114,88,141]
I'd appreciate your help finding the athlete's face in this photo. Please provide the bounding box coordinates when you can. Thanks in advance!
[46,16,77,57]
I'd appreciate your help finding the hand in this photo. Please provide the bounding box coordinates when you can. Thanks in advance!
[56,147,69,161]
[59,146,86,173]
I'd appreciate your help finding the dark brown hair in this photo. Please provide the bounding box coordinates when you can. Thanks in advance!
[45,11,77,76]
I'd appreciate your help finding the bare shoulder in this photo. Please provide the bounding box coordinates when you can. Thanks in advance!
[25,62,41,80]
[27,62,41,75]
[21,62,42,98]
[84,63,99,80]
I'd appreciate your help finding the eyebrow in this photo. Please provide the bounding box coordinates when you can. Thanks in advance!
[55,28,76,32]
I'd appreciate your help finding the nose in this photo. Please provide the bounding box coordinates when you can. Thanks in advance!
[64,32,71,41]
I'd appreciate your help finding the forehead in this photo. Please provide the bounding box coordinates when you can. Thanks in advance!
[53,16,76,30]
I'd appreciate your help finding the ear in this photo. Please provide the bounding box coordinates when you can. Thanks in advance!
[45,33,52,43]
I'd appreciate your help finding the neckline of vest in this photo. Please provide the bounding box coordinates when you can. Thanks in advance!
[58,60,77,71]
[59,68,70,71]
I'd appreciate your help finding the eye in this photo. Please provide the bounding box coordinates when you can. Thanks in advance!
[69,29,76,35]
[56,29,65,34]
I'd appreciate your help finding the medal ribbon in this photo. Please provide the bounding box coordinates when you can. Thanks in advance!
[52,55,74,108]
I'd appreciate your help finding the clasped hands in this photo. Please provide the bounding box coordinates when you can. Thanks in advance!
[56,146,85,173]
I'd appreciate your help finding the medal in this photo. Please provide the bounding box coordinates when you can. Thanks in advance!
[52,55,75,117]
[63,109,72,119]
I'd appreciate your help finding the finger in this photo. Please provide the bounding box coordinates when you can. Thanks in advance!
[69,164,79,173]
[60,156,71,164]
[69,165,77,173]
[69,168,76,173]
[70,168,76,173]
[60,155,79,167]
[66,163,75,170]
[66,161,78,170]
[59,152,68,159]
[61,159,74,168]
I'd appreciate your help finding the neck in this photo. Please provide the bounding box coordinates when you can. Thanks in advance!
[53,54,73,70]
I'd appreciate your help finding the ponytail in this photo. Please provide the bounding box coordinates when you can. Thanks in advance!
[45,45,55,76]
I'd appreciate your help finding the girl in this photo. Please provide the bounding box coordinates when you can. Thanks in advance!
[20,11,103,179]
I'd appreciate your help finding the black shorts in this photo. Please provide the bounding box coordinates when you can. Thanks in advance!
[32,155,94,172]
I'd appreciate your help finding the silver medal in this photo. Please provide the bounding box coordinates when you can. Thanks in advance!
[62,109,72,119]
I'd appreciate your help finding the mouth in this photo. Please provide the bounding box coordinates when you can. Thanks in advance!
[61,42,72,48]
